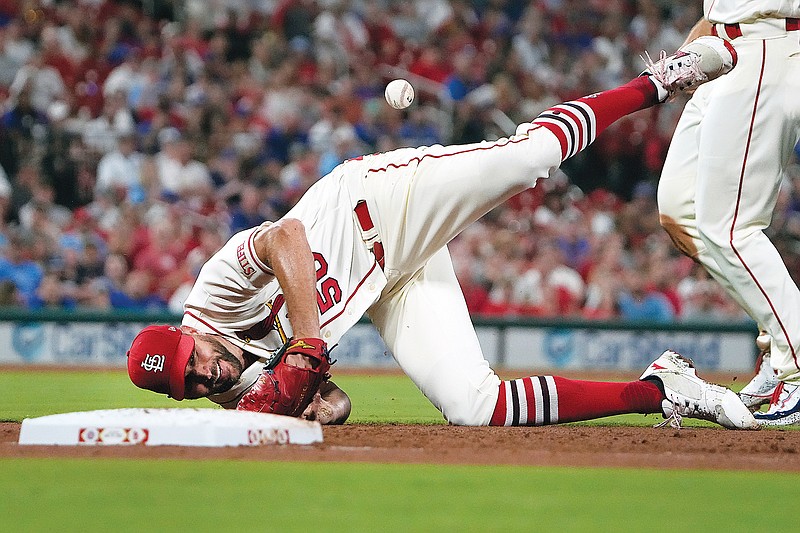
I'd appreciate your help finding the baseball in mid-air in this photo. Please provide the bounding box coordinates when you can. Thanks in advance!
[384,79,414,109]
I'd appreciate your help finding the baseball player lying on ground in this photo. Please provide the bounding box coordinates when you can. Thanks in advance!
[127,36,758,430]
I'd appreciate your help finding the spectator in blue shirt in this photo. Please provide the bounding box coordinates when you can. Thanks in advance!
[108,270,167,312]
[228,183,267,234]
[29,272,76,310]
[0,231,43,308]
[617,267,675,322]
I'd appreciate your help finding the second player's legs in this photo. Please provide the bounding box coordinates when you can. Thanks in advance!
[664,36,800,381]
[657,85,760,320]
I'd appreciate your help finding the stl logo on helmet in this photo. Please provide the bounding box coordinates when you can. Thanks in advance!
[141,353,166,372]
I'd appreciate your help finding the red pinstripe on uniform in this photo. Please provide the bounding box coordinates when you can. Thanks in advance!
[247,228,271,273]
[184,310,229,337]
[364,135,532,175]
[320,261,379,329]
[729,41,800,372]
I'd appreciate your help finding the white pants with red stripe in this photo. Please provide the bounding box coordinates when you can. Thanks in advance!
[358,126,564,425]
[658,25,800,382]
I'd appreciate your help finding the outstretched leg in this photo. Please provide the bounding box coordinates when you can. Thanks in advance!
[526,75,662,161]
[371,247,665,427]
[491,351,758,429]
[367,75,665,279]
[370,250,756,429]
[490,375,663,426]
[364,35,737,280]
[528,34,737,161]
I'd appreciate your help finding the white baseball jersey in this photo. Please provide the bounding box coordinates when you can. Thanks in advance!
[183,121,565,421]
[182,174,388,408]
[705,0,800,24]
[658,9,800,382]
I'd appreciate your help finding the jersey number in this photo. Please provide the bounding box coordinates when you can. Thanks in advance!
[235,252,342,342]
[314,252,342,314]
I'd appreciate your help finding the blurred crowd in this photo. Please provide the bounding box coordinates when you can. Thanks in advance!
[0,0,798,322]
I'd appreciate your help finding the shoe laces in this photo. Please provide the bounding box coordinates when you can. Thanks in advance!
[654,401,684,429]
[654,397,710,429]
[642,50,705,90]
[641,50,666,77]
[655,387,721,428]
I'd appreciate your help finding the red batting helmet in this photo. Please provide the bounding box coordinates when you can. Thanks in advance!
[127,325,195,401]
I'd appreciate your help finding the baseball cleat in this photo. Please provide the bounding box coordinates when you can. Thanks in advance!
[738,331,779,411]
[640,350,759,430]
[642,35,737,100]
[753,382,800,427]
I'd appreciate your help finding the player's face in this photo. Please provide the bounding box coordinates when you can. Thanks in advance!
[183,335,245,399]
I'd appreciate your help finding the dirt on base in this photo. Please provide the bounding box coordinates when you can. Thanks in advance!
[2,421,798,471]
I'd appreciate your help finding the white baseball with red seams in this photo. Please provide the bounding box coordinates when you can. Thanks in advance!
[658,0,800,385]
[384,79,414,109]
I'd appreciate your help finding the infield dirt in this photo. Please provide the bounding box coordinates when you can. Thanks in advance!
[2,422,798,471]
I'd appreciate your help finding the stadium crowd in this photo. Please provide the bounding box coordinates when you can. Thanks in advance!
[0,0,798,322]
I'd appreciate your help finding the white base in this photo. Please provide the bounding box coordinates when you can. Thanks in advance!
[18,408,323,447]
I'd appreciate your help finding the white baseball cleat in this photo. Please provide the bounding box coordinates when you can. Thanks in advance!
[753,382,800,427]
[640,350,759,430]
[643,35,737,100]
[738,331,779,411]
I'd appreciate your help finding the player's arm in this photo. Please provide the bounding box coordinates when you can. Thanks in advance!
[681,19,714,46]
[237,218,333,417]
[253,218,320,368]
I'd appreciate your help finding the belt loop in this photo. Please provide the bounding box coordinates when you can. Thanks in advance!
[354,200,379,243]
[722,23,742,40]
[354,200,385,270]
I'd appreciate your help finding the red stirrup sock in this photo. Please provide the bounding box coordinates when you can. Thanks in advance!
[489,376,664,426]
[527,76,660,160]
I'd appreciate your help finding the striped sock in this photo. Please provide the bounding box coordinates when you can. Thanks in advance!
[527,76,659,160]
[489,376,664,426]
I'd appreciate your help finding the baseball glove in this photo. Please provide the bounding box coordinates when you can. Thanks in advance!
[237,337,332,417]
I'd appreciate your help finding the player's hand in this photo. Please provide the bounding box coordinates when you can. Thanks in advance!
[236,337,332,417]
[301,381,351,425]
